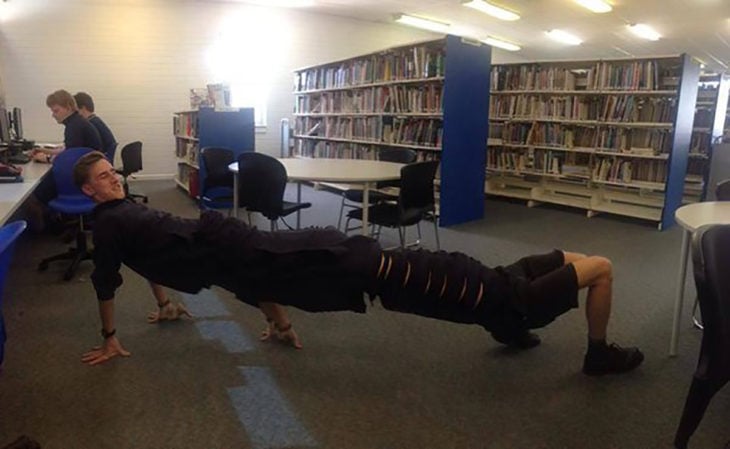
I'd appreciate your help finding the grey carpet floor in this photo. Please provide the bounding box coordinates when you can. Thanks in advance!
[0,181,727,449]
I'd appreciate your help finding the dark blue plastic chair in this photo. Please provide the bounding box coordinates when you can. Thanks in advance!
[199,146,234,212]
[0,220,27,367]
[37,147,97,280]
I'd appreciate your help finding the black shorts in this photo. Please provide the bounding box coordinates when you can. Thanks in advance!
[502,249,579,329]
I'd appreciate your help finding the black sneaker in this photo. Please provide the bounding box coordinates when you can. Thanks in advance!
[582,343,644,376]
[491,329,542,350]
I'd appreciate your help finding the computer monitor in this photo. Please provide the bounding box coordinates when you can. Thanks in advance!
[11,107,22,140]
[0,108,11,143]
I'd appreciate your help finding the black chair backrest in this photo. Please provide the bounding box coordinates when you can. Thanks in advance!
[237,152,287,219]
[379,148,418,164]
[675,224,730,448]
[399,160,439,212]
[120,141,143,175]
[201,147,234,191]
[715,179,730,201]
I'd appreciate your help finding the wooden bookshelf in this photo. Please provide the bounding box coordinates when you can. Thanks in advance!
[292,35,491,226]
[683,73,730,203]
[173,107,255,201]
[486,55,700,229]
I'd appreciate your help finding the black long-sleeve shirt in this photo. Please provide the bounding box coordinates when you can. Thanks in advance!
[88,114,117,159]
[63,111,102,150]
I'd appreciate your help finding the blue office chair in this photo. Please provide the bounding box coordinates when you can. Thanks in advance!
[199,146,235,212]
[0,220,27,367]
[37,147,97,281]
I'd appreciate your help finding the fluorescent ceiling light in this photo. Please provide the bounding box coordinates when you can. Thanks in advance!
[482,36,521,51]
[546,29,582,45]
[628,23,661,41]
[463,0,520,21]
[573,0,612,13]
[395,14,450,34]
[244,0,315,6]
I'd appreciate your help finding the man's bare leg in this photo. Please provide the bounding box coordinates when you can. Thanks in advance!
[567,252,643,375]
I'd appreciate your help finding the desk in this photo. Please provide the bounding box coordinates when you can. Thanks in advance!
[670,201,730,356]
[0,162,51,225]
[229,158,403,235]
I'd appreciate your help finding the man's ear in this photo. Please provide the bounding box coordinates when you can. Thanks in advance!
[81,183,95,197]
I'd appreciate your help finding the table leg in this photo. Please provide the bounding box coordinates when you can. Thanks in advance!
[233,172,239,219]
[296,182,301,230]
[362,182,370,236]
[670,229,691,357]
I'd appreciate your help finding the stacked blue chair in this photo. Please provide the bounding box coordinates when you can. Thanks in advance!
[0,220,27,367]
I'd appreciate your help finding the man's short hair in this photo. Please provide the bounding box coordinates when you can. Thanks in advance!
[74,151,108,188]
[46,90,77,110]
[73,92,95,112]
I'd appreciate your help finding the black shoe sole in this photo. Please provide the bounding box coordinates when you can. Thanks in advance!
[582,351,644,376]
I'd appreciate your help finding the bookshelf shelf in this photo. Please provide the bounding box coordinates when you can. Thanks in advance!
[173,107,255,202]
[487,55,700,228]
[292,35,491,226]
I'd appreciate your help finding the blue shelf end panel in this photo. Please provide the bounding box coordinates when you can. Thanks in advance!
[662,54,699,230]
[440,35,491,227]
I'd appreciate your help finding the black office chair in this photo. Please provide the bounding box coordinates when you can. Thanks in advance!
[674,224,730,449]
[338,148,418,231]
[691,180,730,329]
[117,141,147,203]
[37,148,96,281]
[237,152,311,231]
[345,160,440,249]
[199,147,235,212]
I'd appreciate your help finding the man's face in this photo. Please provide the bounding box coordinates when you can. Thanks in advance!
[81,159,125,203]
[50,104,73,123]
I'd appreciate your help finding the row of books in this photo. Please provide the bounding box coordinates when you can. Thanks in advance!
[175,139,198,164]
[690,132,711,155]
[492,122,672,155]
[488,149,668,184]
[593,157,667,184]
[293,139,442,162]
[490,95,676,123]
[295,117,443,148]
[173,113,198,138]
[488,148,592,178]
[294,84,443,115]
[295,45,445,92]
[491,60,676,92]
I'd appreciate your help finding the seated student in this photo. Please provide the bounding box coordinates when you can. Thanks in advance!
[73,151,644,376]
[26,90,102,232]
[73,92,118,162]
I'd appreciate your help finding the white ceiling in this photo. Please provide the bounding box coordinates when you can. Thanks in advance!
[225,0,730,71]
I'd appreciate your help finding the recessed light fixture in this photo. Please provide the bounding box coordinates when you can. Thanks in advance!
[574,0,612,13]
[546,29,583,45]
[463,0,520,21]
[628,23,661,41]
[482,36,521,51]
[395,14,450,34]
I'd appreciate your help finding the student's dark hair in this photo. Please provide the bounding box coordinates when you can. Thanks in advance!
[74,151,108,188]
[45,89,77,110]
[73,92,95,112]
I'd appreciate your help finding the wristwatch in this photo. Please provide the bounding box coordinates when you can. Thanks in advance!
[101,328,116,339]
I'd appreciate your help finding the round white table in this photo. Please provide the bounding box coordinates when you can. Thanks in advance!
[670,201,730,356]
[229,158,403,235]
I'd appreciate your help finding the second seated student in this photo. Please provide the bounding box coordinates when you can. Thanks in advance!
[74,92,118,162]
[26,89,103,232]
[74,150,644,378]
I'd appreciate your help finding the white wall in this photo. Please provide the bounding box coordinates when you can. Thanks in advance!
[0,0,446,177]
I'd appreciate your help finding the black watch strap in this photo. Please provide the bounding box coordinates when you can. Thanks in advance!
[101,328,116,339]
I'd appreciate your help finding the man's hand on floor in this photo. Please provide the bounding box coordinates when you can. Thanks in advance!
[81,336,131,365]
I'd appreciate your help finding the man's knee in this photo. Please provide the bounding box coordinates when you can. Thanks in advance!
[588,256,612,281]
[573,255,612,287]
